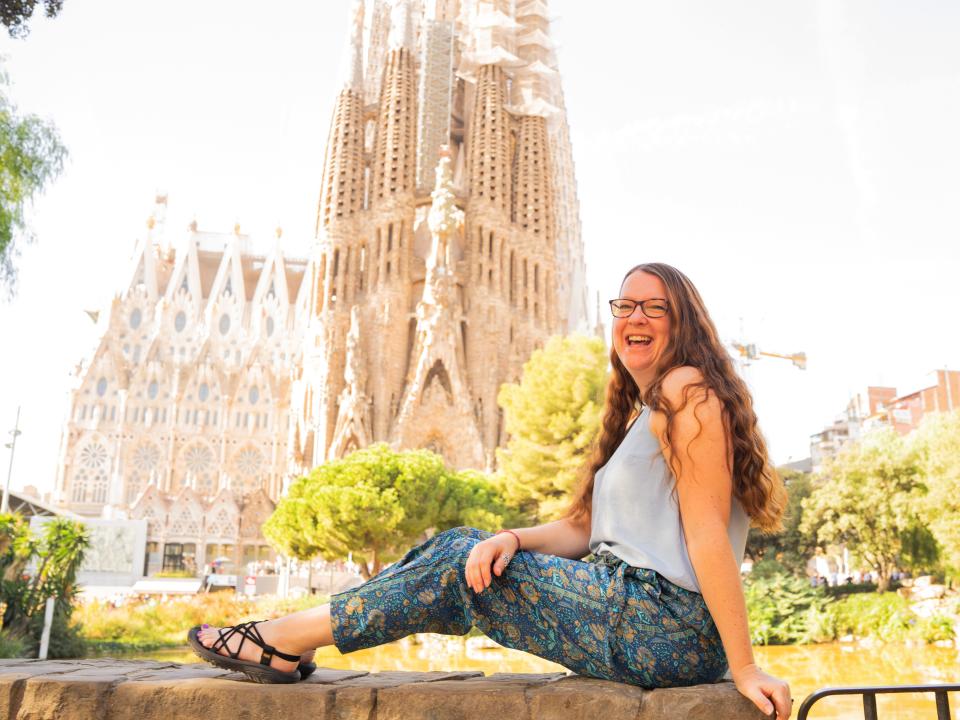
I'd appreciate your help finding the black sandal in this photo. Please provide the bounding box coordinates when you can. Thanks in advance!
[299,661,317,680]
[188,621,302,684]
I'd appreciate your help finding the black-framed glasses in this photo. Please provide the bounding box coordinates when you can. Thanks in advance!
[608,298,669,319]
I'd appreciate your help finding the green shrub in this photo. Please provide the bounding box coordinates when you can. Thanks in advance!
[825,593,914,642]
[744,565,831,645]
[914,613,956,643]
[28,605,86,658]
[0,631,25,659]
[76,592,327,651]
[824,581,899,598]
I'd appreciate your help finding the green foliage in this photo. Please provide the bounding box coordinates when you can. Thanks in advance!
[495,334,608,522]
[0,514,89,657]
[742,563,956,646]
[801,428,926,591]
[744,563,831,645]
[746,469,815,574]
[77,592,325,651]
[824,581,898,598]
[823,592,915,642]
[264,444,511,578]
[0,630,25,658]
[914,613,956,644]
[912,411,960,579]
[0,65,67,296]
[899,522,940,576]
[0,0,64,39]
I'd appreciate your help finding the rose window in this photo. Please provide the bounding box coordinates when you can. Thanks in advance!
[183,444,215,475]
[80,443,109,470]
[234,447,264,478]
[132,443,162,472]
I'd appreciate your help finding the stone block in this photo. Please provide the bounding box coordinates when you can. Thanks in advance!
[0,672,31,720]
[16,674,119,720]
[527,675,647,720]
[125,665,234,681]
[376,678,530,720]
[107,677,338,720]
[483,671,568,684]
[638,681,767,720]
[302,668,369,684]
[333,670,483,688]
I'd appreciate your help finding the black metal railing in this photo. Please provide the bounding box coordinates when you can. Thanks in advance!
[797,684,960,720]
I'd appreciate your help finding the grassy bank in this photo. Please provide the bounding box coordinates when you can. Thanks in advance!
[75,593,327,652]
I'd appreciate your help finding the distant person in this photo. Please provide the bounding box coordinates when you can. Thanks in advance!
[189,263,792,719]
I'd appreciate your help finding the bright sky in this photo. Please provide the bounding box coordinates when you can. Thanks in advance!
[1,0,958,496]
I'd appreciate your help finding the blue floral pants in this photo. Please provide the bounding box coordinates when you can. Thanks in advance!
[329,527,727,688]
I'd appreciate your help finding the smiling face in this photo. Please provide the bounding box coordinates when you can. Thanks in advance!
[612,270,672,392]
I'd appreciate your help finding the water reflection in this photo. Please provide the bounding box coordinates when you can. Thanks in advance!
[754,644,960,720]
[126,639,960,719]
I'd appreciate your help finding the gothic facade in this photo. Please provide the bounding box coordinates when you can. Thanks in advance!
[54,207,309,574]
[54,0,589,577]
[292,0,589,473]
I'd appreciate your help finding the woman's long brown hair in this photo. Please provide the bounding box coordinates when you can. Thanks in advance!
[567,262,786,532]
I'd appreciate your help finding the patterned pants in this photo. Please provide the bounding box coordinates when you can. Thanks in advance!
[330,527,727,688]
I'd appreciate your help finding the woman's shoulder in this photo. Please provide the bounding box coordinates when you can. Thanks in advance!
[660,366,708,406]
[657,365,724,426]
[661,365,703,391]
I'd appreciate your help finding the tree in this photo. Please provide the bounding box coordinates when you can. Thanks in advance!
[495,334,608,522]
[801,428,925,591]
[745,468,816,574]
[911,411,960,577]
[0,64,67,296]
[0,513,89,656]
[0,0,64,38]
[263,444,511,579]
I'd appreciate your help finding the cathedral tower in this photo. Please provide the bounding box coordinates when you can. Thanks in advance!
[295,0,588,473]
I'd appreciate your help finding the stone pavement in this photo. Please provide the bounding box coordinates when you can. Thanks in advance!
[0,659,768,719]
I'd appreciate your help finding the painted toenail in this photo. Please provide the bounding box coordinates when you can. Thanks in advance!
[202,623,209,629]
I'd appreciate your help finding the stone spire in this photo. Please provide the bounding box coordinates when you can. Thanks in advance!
[316,1,367,233]
[372,0,418,203]
[513,114,553,241]
[339,0,365,93]
[328,305,372,458]
[365,0,391,104]
[468,63,511,211]
[388,0,415,51]
[393,150,484,468]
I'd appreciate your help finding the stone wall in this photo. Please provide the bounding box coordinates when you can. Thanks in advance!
[0,660,767,719]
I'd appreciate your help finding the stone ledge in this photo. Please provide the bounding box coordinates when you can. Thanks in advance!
[0,660,766,720]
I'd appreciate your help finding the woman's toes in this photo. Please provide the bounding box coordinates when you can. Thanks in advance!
[198,627,218,648]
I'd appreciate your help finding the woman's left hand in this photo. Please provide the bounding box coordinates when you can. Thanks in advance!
[732,663,792,718]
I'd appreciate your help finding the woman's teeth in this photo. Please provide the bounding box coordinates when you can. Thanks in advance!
[626,335,652,346]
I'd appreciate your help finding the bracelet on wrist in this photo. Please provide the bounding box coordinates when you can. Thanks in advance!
[496,529,521,551]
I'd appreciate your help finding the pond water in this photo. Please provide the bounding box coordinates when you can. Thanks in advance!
[125,638,960,720]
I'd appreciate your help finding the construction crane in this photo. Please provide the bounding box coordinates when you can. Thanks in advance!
[730,342,806,370]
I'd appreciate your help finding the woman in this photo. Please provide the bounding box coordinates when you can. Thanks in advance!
[189,262,792,719]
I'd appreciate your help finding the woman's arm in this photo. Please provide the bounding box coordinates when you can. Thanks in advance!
[657,366,791,720]
[511,515,592,559]
[464,514,591,594]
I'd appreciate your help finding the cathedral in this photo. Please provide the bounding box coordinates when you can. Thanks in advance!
[54,0,588,577]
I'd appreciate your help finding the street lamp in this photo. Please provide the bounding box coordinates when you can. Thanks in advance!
[3,406,22,514]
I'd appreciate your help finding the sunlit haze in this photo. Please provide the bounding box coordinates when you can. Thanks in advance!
[1,0,958,495]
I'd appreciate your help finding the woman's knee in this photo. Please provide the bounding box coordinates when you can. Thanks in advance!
[427,527,487,567]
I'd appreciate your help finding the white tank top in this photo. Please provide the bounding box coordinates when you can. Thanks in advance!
[588,405,750,593]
